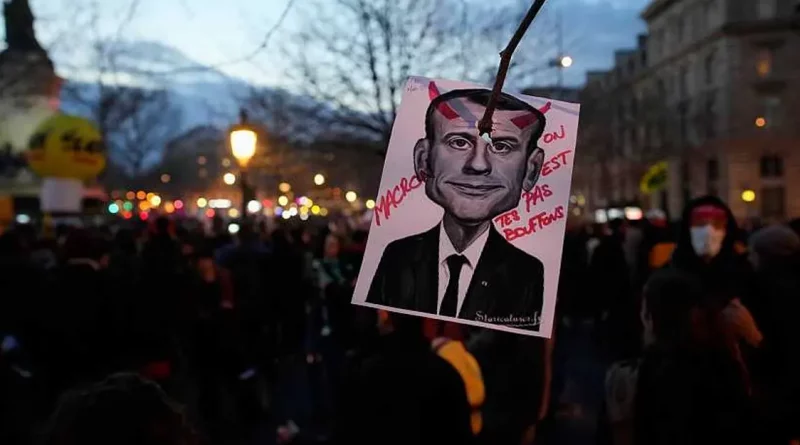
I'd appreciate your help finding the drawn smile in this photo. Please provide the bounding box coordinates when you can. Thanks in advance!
[447,181,503,196]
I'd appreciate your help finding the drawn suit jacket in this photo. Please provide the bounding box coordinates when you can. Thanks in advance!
[366,225,544,331]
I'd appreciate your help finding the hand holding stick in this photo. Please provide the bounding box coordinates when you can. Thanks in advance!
[477,0,548,141]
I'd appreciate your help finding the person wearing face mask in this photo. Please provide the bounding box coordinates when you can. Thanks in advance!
[669,196,763,350]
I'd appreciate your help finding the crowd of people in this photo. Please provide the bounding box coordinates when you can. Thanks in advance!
[0,194,799,445]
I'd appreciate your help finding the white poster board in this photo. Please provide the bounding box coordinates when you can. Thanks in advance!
[352,77,580,338]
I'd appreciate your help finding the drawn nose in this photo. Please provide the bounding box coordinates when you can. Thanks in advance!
[463,144,491,175]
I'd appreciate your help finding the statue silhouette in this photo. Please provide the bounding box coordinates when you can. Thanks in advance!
[3,0,45,52]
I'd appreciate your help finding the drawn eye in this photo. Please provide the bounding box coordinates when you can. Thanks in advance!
[490,141,514,154]
[447,136,472,150]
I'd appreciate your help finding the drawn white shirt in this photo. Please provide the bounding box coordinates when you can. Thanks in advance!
[437,223,491,316]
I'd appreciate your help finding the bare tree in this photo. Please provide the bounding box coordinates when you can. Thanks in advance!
[264,0,555,154]
[60,8,183,178]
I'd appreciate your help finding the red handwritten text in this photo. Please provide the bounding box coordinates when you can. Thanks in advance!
[541,150,573,177]
[542,125,566,145]
[502,205,565,241]
[373,174,423,226]
[522,184,553,213]
[494,209,521,228]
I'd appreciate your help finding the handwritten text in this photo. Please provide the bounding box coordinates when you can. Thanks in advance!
[541,149,573,177]
[374,174,423,226]
[502,205,566,241]
[523,184,553,213]
[542,125,566,145]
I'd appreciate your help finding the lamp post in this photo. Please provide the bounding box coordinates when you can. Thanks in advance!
[230,109,257,219]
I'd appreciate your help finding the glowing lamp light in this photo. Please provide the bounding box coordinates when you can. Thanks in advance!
[228,208,240,218]
[174,199,184,210]
[126,191,135,200]
[223,173,236,185]
[755,117,766,128]
[345,191,357,202]
[247,200,262,214]
[624,206,643,221]
[16,214,31,224]
[279,182,291,193]
[123,201,134,211]
[164,202,175,214]
[560,55,573,68]
[300,213,309,221]
[278,195,289,206]
[311,205,321,215]
[275,206,284,216]
[139,211,149,220]
[149,194,162,207]
[205,209,215,218]
[136,191,146,200]
[108,203,120,214]
[298,196,309,206]
[314,174,325,186]
[320,207,329,217]
[741,189,756,203]
[209,199,232,209]
[365,199,375,209]
[230,128,257,166]
[228,223,240,234]
[161,174,171,183]
[196,197,208,208]
[138,201,150,211]
[282,211,291,220]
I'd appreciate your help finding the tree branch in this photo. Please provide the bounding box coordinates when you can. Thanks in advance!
[477,0,548,138]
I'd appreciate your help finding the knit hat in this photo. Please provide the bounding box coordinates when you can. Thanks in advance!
[749,225,800,259]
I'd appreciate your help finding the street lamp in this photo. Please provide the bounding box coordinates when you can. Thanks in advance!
[230,109,258,217]
[345,190,357,202]
[314,173,326,186]
[223,172,236,185]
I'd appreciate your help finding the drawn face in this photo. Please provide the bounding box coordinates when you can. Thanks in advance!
[415,98,544,224]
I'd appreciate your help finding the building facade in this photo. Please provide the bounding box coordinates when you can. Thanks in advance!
[576,0,800,222]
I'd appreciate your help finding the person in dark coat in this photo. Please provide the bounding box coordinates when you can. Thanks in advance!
[335,312,474,445]
[669,196,762,349]
[746,225,800,444]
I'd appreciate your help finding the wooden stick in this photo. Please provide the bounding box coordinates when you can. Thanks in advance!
[477,0,548,139]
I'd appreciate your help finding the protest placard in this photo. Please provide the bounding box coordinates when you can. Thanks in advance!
[352,76,580,338]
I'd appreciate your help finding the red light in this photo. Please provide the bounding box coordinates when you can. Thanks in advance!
[139,211,149,220]
[122,211,132,219]
[174,199,184,209]
[262,199,272,207]
[205,209,215,218]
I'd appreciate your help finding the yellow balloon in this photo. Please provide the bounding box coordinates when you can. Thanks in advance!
[26,114,106,180]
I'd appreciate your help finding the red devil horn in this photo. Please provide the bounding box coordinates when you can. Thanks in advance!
[428,82,459,120]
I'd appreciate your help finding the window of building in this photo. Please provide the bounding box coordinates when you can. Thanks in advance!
[706,157,719,181]
[704,0,716,30]
[761,186,785,219]
[704,50,716,84]
[704,90,717,137]
[760,155,784,178]
[762,96,781,128]
[758,0,777,19]
[679,66,689,98]
[705,167,718,195]
[756,48,773,77]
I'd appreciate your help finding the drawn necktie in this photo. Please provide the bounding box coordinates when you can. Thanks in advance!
[440,255,467,318]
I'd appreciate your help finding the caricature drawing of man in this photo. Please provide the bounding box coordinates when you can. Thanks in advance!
[366,84,547,330]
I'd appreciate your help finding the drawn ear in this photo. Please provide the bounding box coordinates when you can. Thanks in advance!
[522,147,545,192]
[413,138,432,181]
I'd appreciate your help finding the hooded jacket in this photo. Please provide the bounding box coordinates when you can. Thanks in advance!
[670,196,753,308]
